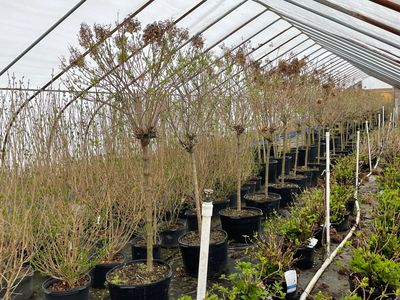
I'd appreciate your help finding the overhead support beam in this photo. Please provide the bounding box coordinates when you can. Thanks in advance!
[295,23,400,82]
[313,0,400,36]
[279,0,400,52]
[370,0,400,12]
[253,2,400,86]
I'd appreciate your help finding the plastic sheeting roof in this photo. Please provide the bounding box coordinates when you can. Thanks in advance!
[0,0,399,89]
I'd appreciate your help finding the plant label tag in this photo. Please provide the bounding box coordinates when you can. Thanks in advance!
[308,237,318,248]
[284,270,297,294]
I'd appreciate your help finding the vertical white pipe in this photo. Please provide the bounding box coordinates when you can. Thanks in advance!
[197,201,213,300]
[365,121,372,173]
[355,131,360,198]
[382,106,385,128]
[325,131,330,257]
[378,114,381,148]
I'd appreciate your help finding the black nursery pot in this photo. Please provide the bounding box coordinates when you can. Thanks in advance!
[42,275,91,300]
[332,213,351,232]
[297,168,320,188]
[184,209,198,231]
[268,183,301,208]
[178,229,228,277]
[106,260,172,300]
[249,176,262,191]
[243,181,257,193]
[284,174,308,190]
[259,160,279,183]
[308,145,318,163]
[273,156,292,178]
[91,253,126,289]
[228,186,251,208]
[131,237,161,260]
[307,162,325,174]
[244,192,281,217]
[346,199,356,216]
[294,245,315,270]
[11,267,34,300]
[212,199,229,217]
[159,222,186,248]
[219,207,263,243]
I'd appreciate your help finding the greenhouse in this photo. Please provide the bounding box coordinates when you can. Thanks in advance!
[0,0,399,299]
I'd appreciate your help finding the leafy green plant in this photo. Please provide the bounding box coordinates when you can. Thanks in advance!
[351,247,400,293]
[330,184,353,223]
[208,261,286,300]
[334,154,356,185]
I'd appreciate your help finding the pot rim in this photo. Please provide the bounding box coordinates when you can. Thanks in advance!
[243,192,281,202]
[42,274,91,296]
[218,206,263,219]
[106,259,172,289]
[95,252,126,268]
[178,228,228,247]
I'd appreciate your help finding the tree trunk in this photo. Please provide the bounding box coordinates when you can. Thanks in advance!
[294,132,299,174]
[304,128,309,167]
[281,128,287,186]
[190,150,202,231]
[317,127,321,164]
[265,141,271,197]
[141,139,154,272]
[236,133,242,211]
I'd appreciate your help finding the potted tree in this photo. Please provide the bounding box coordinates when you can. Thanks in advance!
[65,19,189,299]
[165,35,228,276]
[217,49,263,243]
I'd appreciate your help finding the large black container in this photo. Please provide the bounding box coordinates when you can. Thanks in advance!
[178,229,228,277]
[159,222,186,248]
[219,207,263,243]
[42,275,91,300]
[130,237,161,260]
[184,209,198,231]
[273,156,292,178]
[91,253,126,289]
[284,174,308,190]
[249,176,262,191]
[297,168,320,188]
[244,192,281,217]
[294,246,315,270]
[332,213,351,232]
[5,267,35,300]
[212,199,229,217]
[228,186,251,208]
[106,260,172,300]
[308,145,318,163]
[259,160,279,184]
[243,181,257,193]
[268,183,300,208]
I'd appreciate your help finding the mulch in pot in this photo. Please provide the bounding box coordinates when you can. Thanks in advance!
[46,276,90,292]
[179,230,226,246]
[107,262,169,286]
[218,207,261,218]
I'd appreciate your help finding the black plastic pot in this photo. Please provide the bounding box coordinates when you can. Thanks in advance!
[91,253,126,289]
[284,174,308,190]
[297,148,307,167]
[42,275,91,300]
[259,160,279,184]
[4,267,35,300]
[106,260,172,300]
[294,245,315,270]
[130,237,161,260]
[268,183,300,208]
[313,225,325,249]
[212,199,229,217]
[273,156,292,178]
[296,168,320,188]
[307,162,325,174]
[178,229,228,277]
[159,222,186,248]
[319,142,326,157]
[243,181,257,193]
[308,145,318,163]
[244,192,281,217]
[228,186,250,208]
[249,176,262,191]
[184,209,198,231]
[219,207,263,243]
[332,213,351,232]
[346,199,356,216]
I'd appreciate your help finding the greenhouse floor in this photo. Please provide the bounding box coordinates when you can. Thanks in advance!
[30,175,379,300]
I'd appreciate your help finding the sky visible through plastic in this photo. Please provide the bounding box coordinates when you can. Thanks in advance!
[0,0,398,89]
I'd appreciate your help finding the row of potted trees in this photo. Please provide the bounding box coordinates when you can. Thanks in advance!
[0,16,391,300]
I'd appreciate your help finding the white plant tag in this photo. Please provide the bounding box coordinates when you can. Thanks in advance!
[308,237,318,248]
[284,270,297,294]
[97,215,101,225]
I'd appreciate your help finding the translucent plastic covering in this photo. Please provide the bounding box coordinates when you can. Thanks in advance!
[1,0,398,89]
